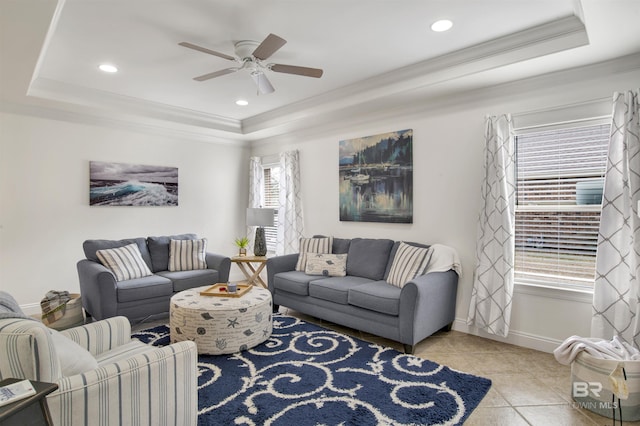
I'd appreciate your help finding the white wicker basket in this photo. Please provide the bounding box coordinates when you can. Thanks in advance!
[571,351,640,421]
[42,293,85,330]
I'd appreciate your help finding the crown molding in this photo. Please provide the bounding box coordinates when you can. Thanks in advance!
[242,15,588,135]
[27,77,243,134]
[250,52,640,147]
[24,14,588,141]
[0,99,249,147]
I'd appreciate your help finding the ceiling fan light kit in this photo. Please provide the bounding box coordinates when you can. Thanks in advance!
[180,33,323,95]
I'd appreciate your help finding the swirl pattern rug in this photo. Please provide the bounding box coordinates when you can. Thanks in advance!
[132,314,491,425]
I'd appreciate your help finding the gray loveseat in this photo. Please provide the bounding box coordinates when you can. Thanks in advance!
[267,237,459,354]
[77,233,230,321]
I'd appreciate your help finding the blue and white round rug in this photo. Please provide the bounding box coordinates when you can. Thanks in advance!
[133,314,491,425]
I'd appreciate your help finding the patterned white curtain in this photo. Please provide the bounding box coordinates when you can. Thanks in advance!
[248,156,264,246]
[467,114,516,337]
[592,89,640,347]
[277,150,304,255]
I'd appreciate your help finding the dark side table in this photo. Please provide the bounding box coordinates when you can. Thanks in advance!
[0,378,58,426]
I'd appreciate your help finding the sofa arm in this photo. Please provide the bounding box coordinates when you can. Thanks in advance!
[61,316,131,357]
[47,340,198,426]
[266,253,299,292]
[398,270,458,345]
[0,318,62,383]
[77,259,118,321]
[206,253,231,282]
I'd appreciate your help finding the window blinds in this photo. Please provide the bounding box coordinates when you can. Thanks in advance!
[514,123,610,289]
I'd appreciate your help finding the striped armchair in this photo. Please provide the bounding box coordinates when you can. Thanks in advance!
[0,292,198,426]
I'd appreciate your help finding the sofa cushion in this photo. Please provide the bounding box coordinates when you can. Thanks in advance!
[386,242,432,288]
[346,238,394,280]
[296,237,333,271]
[309,276,373,305]
[332,238,352,254]
[272,271,319,296]
[148,234,198,272]
[157,269,219,292]
[116,275,173,303]
[168,238,208,271]
[348,280,402,316]
[305,253,347,277]
[96,243,153,282]
[314,235,351,254]
[84,237,152,269]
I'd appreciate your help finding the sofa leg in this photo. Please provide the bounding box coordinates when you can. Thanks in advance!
[403,344,414,355]
[439,322,453,332]
[273,304,280,313]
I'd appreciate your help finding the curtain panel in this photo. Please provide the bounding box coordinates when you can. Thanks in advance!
[277,150,304,255]
[592,89,640,348]
[467,114,516,337]
[248,156,264,249]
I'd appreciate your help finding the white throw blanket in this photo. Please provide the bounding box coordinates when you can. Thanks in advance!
[554,335,640,365]
[424,244,462,275]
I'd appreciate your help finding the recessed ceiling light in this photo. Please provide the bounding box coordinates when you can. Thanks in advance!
[98,64,118,73]
[236,99,249,106]
[431,19,453,32]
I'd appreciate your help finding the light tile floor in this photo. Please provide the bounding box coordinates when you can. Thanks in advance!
[132,308,640,425]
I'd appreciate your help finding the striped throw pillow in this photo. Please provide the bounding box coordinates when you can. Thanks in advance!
[168,238,208,271]
[96,243,153,281]
[296,237,333,271]
[387,242,432,288]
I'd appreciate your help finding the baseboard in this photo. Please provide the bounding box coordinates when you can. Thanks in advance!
[451,317,562,354]
[20,303,42,317]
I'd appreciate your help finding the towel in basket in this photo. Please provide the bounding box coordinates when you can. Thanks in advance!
[41,290,84,330]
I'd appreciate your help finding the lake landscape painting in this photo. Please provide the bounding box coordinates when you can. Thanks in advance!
[90,161,178,206]
[339,129,413,223]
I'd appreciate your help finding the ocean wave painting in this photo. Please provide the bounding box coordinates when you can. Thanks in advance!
[90,161,178,206]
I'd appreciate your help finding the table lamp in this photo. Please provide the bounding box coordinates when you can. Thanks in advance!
[247,208,275,256]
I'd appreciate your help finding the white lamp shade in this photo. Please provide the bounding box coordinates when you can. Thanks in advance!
[247,208,275,227]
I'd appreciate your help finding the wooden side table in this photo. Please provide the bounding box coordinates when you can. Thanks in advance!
[0,378,58,426]
[231,255,268,288]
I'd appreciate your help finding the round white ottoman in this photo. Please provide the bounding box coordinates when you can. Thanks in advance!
[170,285,273,354]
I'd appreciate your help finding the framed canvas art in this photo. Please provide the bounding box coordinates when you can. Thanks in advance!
[89,161,178,206]
[339,129,413,223]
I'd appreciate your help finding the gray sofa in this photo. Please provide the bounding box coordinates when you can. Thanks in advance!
[77,233,231,321]
[267,237,459,354]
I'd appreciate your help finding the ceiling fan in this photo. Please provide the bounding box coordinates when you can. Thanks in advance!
[179,33,323,95]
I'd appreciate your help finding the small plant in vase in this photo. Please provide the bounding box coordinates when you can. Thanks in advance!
[235,237,250,256]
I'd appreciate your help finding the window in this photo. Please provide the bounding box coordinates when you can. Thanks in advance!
[514,123,610,290]
[263,165,280,252]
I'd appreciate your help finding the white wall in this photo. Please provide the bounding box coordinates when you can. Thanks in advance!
[0,112,250,310]
[251,59,640,352]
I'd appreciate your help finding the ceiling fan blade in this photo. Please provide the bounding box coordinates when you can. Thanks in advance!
[251,72,275,94]
[179,42,236,61]
[270,64,323,78]
[252,33,286,60]
[193,68,238,81]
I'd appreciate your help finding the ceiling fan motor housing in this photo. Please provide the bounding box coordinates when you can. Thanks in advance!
[234,40,261,61]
